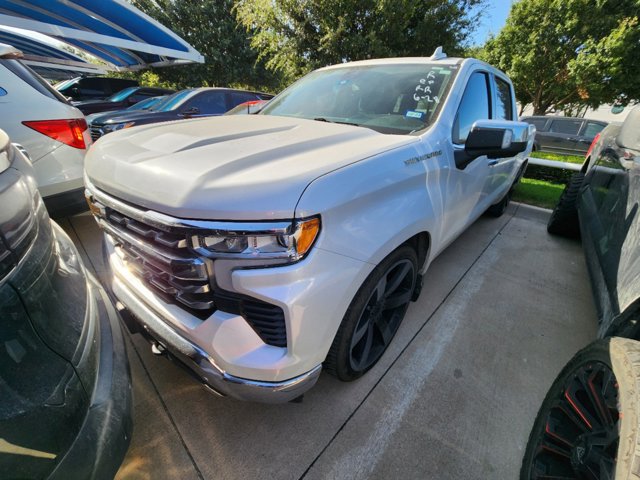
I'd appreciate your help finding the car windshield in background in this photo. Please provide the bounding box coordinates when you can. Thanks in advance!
[149,89,194,112]
[260,63,457,135]
[127,96,164,111]
[107,87,138,102]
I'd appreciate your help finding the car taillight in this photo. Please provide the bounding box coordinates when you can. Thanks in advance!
[585,132,600,159]
[22,118,88,149]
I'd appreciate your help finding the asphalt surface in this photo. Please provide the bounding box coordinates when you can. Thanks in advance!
[59,202,598,480]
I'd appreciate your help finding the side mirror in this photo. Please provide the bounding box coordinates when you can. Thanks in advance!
[455,120,534,169]
[181,106,200,117]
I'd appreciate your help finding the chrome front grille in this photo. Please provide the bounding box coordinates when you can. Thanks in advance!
[87,187,288,347]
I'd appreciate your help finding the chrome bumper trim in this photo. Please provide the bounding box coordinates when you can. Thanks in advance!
[112,275,321,403]
[84,177,293,235]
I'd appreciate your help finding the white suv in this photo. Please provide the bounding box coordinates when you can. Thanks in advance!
[85,50,534,402]
[0,44,91,217]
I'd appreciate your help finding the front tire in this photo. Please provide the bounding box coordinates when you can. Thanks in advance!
[520,338,640,480]
[324,245,417,381]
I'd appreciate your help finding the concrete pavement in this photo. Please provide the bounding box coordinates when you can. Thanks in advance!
[59,202,598,480]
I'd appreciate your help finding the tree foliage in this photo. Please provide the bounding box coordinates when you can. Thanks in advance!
[235,0,486,83]
[482,0,640,115]
[130,0,281,91]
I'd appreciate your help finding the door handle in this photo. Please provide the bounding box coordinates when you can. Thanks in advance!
[488,159,498,166]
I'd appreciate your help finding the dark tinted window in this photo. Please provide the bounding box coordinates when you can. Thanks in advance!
[494,77,513,120]
[74,78,105,97]
[0,59,68,103]
[526,118,548,130]
[453,72,490,144]
[128,90,159,103]
[229,91,259,108]
[583,121,605,138]
[549,119,582,135]
[184,91,227,114]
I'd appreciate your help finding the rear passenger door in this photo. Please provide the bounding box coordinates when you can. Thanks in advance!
[484,73,519,200]
[577,121,607,155]
[544,118,583,154]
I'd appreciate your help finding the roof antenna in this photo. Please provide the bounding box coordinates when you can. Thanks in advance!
[430,46,447,60]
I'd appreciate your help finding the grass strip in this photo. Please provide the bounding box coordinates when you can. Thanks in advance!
[512,177,565,209]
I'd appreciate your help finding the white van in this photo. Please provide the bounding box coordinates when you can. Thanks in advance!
[0,43,91,217]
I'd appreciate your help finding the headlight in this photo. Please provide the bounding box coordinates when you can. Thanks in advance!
[192,217,320,263]
[104,121,135,133]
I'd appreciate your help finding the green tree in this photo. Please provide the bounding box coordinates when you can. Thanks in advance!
[130,0,282,91]
[482,0,640,115]
[235,0,486,83]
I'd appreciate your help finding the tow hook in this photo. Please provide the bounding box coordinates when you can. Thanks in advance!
[151,341,166,355]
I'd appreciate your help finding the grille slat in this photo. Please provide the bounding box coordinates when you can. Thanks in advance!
[89,192,287,347]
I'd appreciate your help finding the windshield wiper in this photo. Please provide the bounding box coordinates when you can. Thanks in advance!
[313,117,360,127]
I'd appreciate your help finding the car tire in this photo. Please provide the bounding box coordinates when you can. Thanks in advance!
[486,190,511,217]
[547,172,584,237]
[520,338,640,480]
[324,245,418,382]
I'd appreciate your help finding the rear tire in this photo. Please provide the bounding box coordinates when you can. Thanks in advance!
[520,338,640,480]
[547,172,584,237]
[324,245,417,381]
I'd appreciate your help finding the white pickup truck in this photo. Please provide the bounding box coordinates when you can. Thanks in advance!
[85,49,534,403]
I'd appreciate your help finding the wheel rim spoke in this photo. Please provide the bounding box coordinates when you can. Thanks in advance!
[524,362,619,480]
[348,258,415,372]
[383,289,413,311]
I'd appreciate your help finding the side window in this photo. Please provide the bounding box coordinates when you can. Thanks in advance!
[229,91,259,108]
[0,59,67,103]
[582,121,605,138]
[78,77,105,96]
[549,119,581,135]
[494,77,513,120]
[453,72,491,144]
[529,118,548,131]
[183,92,227,114]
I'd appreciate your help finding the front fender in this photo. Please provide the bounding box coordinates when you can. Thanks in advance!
[295,141,444,271]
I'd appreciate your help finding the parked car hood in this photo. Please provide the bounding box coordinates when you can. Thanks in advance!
[91,110,178,126]
[85,115,418,220]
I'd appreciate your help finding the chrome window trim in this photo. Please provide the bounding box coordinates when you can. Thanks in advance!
[85,177,294,235]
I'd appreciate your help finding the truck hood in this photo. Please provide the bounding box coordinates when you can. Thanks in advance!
[85,115,417,220]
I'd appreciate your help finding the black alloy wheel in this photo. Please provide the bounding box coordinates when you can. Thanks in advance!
[349,258,415,372]
[325,245,418,381]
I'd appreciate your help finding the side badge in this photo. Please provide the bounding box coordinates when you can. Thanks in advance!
[0,87,7,97]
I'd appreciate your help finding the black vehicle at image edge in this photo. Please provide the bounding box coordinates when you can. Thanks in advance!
[0,129,131,479]
[520,106,640,479]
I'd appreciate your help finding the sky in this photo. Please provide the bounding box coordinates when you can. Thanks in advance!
[469,0,514,46]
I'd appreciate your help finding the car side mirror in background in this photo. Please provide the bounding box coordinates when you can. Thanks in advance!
[455,120,534,169]
[181,106,200,117]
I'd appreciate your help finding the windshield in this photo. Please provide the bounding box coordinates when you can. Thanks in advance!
[150,89,195,112]
[260,63,457,135]
[127,96,164,111]
[107,86,138,102]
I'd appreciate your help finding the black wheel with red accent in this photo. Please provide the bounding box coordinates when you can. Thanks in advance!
[520,338,640,480]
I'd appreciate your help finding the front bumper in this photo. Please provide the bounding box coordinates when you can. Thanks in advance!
[114,275,321,403]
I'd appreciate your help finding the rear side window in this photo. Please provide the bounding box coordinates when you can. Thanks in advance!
[582,121,605,138]
[229,91,260,108]
[453,72,491,144]
[494,77,513,120]
[549,119,582,135]
[0,59,68,103]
